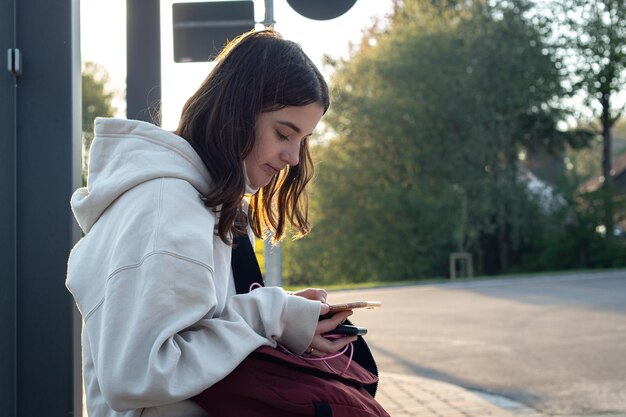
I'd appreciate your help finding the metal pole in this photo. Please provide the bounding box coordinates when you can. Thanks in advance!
[263,0,280,287]
[261,0,283,287]
[0,0,17,414]
[6,0,82,415]
[263,0,275,28]
[127,0,161,125]
[264,239,282,287]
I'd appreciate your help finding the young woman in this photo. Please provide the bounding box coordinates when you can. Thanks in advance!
[67,30,356,417]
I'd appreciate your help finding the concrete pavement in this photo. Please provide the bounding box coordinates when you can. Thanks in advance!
[375,372,540,417]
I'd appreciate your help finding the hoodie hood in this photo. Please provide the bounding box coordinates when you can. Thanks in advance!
[72,118,212,233]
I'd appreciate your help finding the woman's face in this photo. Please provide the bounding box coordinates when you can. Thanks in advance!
[244,103,324,188]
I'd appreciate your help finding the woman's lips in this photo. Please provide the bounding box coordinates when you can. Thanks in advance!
[266,164,280,174]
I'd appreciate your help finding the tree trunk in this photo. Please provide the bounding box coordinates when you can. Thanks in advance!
[600,93,614,240]
[498,224,509,271]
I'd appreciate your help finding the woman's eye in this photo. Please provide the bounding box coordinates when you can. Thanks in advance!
[276,131,289,141]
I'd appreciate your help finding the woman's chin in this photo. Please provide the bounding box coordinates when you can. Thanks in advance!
[255,176,273,188]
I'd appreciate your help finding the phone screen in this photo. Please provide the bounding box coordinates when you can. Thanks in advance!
[327,301,382,313]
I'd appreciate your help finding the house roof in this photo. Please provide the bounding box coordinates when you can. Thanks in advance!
[579,151,626,193]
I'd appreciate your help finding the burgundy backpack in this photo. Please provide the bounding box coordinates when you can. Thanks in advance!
[191,233,390,417]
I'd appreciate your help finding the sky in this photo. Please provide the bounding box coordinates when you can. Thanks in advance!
[81,0,395,130]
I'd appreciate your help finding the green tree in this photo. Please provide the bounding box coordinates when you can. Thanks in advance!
[283,0,569,284]
[548,0,626,238]
[82,61,116,184]
[453,0,567,271]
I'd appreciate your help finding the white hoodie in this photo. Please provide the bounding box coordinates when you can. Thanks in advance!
[66,118,321,417]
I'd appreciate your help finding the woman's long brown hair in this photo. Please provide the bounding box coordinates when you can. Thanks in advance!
[175,30,329,244]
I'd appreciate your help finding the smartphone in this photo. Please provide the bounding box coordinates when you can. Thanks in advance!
[328,301,382,313]
[323,324,368,336]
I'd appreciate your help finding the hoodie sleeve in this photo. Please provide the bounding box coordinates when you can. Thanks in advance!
[87,251,321,411]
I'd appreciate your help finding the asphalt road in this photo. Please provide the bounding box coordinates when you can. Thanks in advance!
[327,270,626,416]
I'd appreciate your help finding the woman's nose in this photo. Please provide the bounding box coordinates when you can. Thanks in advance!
[281,143,300,166]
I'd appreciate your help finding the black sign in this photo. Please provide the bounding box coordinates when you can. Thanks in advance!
[287,0,357,21]
[173,1,255,62]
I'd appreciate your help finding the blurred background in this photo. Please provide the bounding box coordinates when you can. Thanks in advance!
[82,0,626,287]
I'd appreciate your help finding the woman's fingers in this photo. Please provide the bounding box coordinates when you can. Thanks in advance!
[306,310,357,355]
[320,303,330,315]
[290,288,330,314]
[297,295,359,356]
[309,334,358,356]
[292,288,327,303]
[316,310,352,334]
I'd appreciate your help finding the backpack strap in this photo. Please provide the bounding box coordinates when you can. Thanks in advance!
[231,232,265,294]
[345,324,379,397]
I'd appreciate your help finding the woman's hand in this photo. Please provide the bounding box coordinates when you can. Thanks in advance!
[291,288,330,315]
[305,310,357,357]
[291,287,327,303]
[291,287,357,355]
